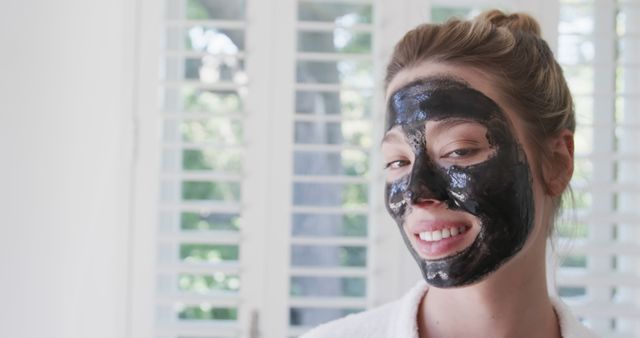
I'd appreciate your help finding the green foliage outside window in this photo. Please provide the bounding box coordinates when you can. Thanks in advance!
[560,254,587,268]
[343,184,368,207]
[182,181,241,201]
[182,149,242,172]
[342,214,367,237]
[340,246,366,267]
[180,244,239,262]
[181,212,240,231]
[179,306,237,320]
[179,273,240,293]
[431,7,475,23]
[556,221,588,238]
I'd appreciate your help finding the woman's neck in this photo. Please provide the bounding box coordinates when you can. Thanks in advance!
[417,245,561,338]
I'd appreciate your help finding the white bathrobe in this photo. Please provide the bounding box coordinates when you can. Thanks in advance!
[300,280,599,338]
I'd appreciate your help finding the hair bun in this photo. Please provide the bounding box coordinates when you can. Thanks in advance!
[478,9,541,37]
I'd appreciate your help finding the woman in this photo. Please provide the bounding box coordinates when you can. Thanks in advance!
[301,10,599,338]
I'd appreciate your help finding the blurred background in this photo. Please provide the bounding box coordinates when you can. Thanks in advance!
[1,0,639,337]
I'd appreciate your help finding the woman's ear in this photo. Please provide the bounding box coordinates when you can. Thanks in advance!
[542,129,574,196]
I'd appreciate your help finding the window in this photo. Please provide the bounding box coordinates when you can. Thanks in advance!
[553,1,640,336]
[156,0,248,336]
[288,1,376,335]
[131,1,640,337]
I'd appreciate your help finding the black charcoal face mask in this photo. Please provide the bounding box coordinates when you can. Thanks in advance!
[384,77,535,288]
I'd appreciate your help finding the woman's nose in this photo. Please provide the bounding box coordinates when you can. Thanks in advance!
[405,190,442,206]
[404,161,449,207]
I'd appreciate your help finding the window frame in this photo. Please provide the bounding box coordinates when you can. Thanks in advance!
[129,1,639,337]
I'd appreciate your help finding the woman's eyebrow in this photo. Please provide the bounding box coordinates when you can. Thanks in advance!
[428,118,482,139]
[381,131,404,145]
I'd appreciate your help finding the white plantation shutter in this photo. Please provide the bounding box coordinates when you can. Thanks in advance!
[156,0,252,337]
[287,1,378,336]
[554,1,640,337]
[131,1,640,337]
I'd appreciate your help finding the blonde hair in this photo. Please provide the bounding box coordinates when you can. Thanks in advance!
[385,10,575,221]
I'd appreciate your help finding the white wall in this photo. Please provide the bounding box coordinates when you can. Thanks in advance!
[0,1,134,338]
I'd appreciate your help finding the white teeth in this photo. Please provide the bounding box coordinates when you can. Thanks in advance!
[442,228,450,238]
[418,226,467,242]
[419,232,433,241]
[432,231,442,241]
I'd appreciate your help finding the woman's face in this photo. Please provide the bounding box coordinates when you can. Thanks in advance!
[382,62,543,288]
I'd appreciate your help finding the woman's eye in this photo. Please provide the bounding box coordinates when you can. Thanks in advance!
[384,160,409,169]
[443,148,478,159]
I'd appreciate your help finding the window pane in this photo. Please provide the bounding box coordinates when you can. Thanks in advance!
[166,0,246,20]
[560,0,593,4]
[159,180,241,203]
[559,286,587,298]
[178,306,238,320]
[293,183,368,207]
[166,26,245,52]
[298,2,372,24]
[297,60,373,86]
[560,254,587,268]
[163,88,244,113]
[158,211,241,233]
[162,148,243,172]
[559,4,594,34]
[297,31,371,53]
[295,90,372,118]
[617,4,640,36]
[556,221,588,238]
[180,181,241,202]
[571,189,593,210]
[181,212,241,231]
[574,125,593,154]
[574,95,593,125]
[180,244,239,262]
[294,150,369,176]
[187,0,245,20]
[563,65,594,96]
[177,272,241,293]
[558,35,595,64]
[164,56,246,84]
[290,307,361,327]
[164,118,243,145]
[290,276,366,297]
[294,121,371,147]
[182,118,243,144]
[292,213,367,237]
[572,158,593,183]
[431,6,480,23]
[291,245,367,267]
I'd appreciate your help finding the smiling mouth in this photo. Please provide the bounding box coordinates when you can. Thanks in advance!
[416,224,471,242]
[408,221,476,259]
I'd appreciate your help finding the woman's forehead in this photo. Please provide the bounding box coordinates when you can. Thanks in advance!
[385,76,504,131]
[386,62,495,99]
